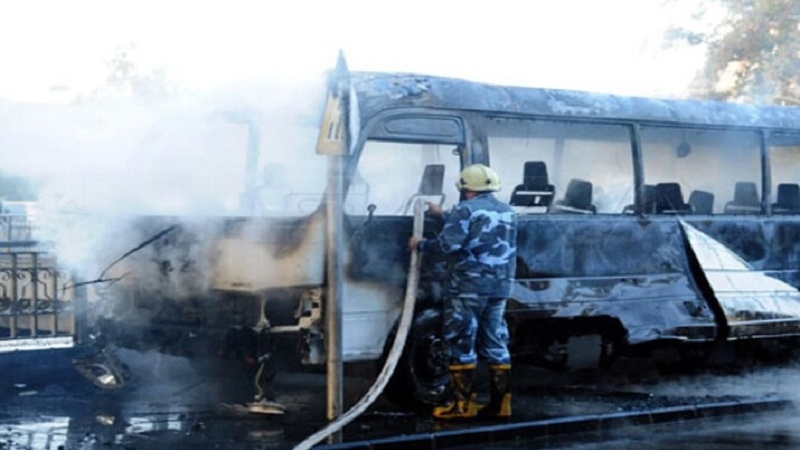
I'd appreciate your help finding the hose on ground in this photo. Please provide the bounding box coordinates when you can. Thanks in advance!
[293,199,425,450]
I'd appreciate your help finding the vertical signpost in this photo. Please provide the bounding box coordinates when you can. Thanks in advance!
[316,51,350,444]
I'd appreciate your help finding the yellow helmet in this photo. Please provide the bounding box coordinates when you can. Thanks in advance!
[456,164,501,192]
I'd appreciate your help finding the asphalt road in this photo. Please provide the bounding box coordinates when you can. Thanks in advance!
[1,348,799,449]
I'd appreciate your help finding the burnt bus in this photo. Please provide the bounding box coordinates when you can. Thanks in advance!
[87,67,800,407]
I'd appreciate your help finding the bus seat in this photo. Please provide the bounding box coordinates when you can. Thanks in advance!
[509,161,555,213]
[551,178,595,214]
[402,164,445,214]
[655,183,692,214]
[724,181,760,214]
[772,183,800,214]
[688,190,714,214]
[419,164,445,196]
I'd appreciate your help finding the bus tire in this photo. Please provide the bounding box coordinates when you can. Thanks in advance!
[382,308,449,410]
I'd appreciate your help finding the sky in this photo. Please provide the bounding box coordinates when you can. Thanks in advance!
[0,0,714,104]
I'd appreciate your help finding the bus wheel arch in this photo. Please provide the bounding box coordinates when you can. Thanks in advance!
[381,307,449,410]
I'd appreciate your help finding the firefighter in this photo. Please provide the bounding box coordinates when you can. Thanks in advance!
[408,163,517,420]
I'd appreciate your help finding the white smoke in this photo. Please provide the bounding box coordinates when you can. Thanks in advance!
[0,74,329,284]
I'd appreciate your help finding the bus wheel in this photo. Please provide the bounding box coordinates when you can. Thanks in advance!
[382,308,449,410]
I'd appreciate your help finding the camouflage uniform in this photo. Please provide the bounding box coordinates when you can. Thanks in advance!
[417,192,517,366]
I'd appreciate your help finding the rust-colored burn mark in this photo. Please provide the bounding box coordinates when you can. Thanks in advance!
[273,216,317,258]
[222,214,319,259]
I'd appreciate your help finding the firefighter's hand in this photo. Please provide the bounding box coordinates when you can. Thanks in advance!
[408,235,423,252]
[425,202,443,217]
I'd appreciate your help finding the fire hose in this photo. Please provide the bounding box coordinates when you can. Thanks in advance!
[293,199,425,450]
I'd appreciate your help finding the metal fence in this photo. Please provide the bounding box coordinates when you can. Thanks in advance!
[0,210,77,351]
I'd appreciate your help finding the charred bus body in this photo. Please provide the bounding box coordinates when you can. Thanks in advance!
[27,70,800,406]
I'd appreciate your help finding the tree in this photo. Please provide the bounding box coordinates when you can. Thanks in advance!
[668,0,800,105]
[83,44,174,102]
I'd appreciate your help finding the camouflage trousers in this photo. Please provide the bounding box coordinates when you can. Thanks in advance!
[442,294,511,366]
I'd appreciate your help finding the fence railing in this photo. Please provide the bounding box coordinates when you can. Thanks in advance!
[0,251,76,345]
[0,209,77,350]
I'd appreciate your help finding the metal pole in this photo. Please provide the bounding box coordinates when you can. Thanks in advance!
[11,253,18,338]
[32,252,38,337]
[325,153,344,442]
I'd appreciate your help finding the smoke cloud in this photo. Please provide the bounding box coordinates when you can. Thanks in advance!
[0,73,329,292]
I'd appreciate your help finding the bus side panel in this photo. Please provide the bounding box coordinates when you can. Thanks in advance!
[212,213,326,291]
[342,214,413,361]
[512,216,718,344]
[767,219,800,287]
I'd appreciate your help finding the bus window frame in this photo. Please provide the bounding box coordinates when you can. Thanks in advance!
[346,110,473,215]
[636,124,767,216]
[351,106,794,220]
[480,114,642,216]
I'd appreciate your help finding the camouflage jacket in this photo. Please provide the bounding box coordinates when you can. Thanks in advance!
[418,193,517,297]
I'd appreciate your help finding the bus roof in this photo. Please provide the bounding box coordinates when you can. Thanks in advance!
[350,71,800,132]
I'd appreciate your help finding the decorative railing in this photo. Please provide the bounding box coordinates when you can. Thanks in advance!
[0,209,77,349]
[0,252,75,343]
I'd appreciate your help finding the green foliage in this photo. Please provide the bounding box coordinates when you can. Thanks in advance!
[669,0,800,104]
[709,0,800,104]
[82,43,174,103]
